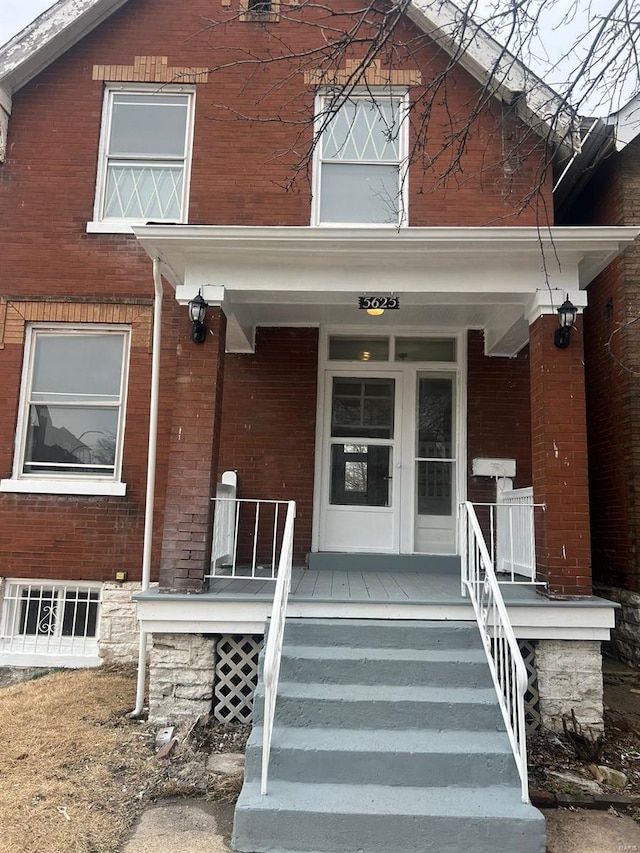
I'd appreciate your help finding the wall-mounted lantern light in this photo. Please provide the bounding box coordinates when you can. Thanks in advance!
[553,297,577,349]
[188,292,208,343]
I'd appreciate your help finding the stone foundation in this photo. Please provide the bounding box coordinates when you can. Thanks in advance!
[98,582,143,664]
[595,586,640,669]
[148,633,216,725]
[535,640,604,733]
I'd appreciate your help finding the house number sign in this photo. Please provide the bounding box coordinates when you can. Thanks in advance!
[358,296,400,310]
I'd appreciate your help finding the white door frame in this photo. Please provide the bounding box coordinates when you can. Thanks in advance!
[312,328,467,554]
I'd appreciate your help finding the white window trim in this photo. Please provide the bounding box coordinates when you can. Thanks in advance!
[311,88,410,228]
[1,323,130,496]
[87,83,196,233]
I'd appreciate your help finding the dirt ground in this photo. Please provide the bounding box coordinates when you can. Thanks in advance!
[0,661,638,853]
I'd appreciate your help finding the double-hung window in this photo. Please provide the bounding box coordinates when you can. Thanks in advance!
[1,326,130,496]
[313,91,408,226]
[90,86,194,230]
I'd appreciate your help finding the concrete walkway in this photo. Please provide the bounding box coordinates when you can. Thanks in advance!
[120,800,640,852]
[121,800,234,853]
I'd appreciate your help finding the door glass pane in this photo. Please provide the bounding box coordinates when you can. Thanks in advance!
[330,444,391,506]
[329,337,389,361]
[416,378,453,458]
[332,378,394,439]
[395,338,455,362]
[417,461,453,516]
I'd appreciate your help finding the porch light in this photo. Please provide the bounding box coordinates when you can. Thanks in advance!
[366,308,385,317]
[188,292,208,343]
[553,297,577,349]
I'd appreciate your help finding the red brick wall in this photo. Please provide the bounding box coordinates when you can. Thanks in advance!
[218,328,319,561]
[0,0,555,585]
[564,144,640,594]
[529,314,591,596]
[1,0,553,235]
[0,295,181,584]
[159,309,226,592]
[466,331,532,503]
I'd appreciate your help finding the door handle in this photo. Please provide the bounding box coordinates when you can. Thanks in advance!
[384,475,393,480]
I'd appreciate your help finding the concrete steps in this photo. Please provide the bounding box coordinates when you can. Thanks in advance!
[233,618,544,853]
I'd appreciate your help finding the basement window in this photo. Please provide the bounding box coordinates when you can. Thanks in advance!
[0,581,102,664]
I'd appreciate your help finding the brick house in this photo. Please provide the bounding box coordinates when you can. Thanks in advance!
[556,103,640,671]
[0,1,638,847]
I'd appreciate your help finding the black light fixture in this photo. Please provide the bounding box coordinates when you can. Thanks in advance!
[553,296,577,349]
[188,292,208,343]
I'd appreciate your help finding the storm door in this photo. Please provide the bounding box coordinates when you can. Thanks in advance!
[319,372,402,553]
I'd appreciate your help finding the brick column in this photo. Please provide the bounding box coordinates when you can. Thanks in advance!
[529,295,591,596]
[159,307,226,592]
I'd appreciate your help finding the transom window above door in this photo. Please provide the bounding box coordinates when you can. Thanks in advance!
[328,336,456,363]
[313,92,408,226]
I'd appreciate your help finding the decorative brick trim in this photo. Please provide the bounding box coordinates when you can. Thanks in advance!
[0,299,153,349]
[304,59,422,87]
[92,56,209,84]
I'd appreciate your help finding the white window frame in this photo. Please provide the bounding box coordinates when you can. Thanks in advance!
[0,324,131,496]
[87,84,196,234]
[311,88,410,228]
[0,580,102,666]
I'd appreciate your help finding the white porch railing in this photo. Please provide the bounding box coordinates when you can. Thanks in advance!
[472,487,543,583]
[459,501,530,803]
[261,499,296,795]
[208,495,291,579]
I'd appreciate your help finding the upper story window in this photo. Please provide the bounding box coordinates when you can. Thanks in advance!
[91,87,195,230]
[1,326,130,496]
[313,91,408,226]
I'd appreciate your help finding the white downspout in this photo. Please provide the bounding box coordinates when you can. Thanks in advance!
[131,257,163,717]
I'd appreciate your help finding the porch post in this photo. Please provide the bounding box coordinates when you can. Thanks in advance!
[158,307,226,592]
[527,292,592,597]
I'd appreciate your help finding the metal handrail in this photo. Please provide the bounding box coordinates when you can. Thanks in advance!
[260,499,296,795]
[460,500,530,803]
[471,496,544,584]
[208,497,290,579]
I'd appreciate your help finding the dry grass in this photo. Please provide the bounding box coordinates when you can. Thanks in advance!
[0,667,159,853]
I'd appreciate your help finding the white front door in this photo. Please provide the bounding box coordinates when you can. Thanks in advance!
[318,361,458,555]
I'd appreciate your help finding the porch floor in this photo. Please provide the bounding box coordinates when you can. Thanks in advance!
[136,567,617,640]
[207,568,545,605]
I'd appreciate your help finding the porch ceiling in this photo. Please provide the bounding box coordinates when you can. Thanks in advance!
[133,225,639,356]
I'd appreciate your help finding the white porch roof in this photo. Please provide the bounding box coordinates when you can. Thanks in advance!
[133,225,639,356]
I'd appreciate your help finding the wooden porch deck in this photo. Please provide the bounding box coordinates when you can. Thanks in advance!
[206,567,541,605]
[135,567,617,641]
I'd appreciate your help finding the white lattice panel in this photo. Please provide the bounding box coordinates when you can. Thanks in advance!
[213,635,262,723]
[520,640,540,732]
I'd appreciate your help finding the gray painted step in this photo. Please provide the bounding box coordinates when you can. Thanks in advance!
[233,618,543,853]
[253,681,504,730]
[278,644,493,687]
[282,618,480,649]
[244,726,520,788]
[307,553,461,573]
[233,780,545,853]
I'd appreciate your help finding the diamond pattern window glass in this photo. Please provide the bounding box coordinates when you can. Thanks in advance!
[316,93,407,225]
[97,89,193,223]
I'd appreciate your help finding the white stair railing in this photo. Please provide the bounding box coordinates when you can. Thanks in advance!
[261,499,296,796]
[460,501,530,803]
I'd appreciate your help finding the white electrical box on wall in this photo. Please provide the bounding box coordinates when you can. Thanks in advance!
[472,458,516,478]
